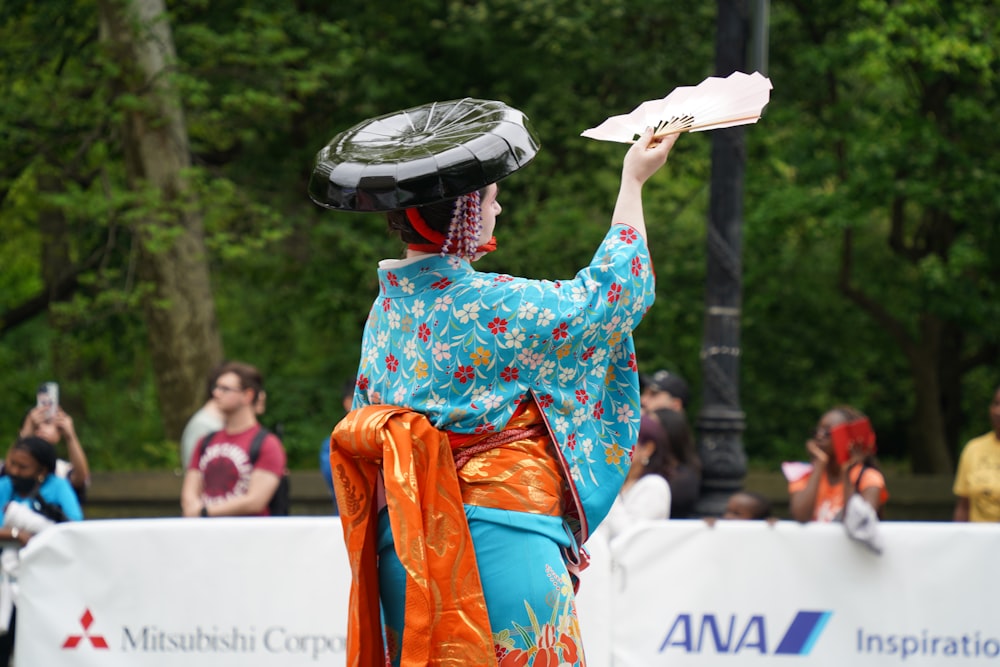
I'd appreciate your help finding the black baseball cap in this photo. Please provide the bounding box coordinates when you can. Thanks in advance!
[640,369,690,405]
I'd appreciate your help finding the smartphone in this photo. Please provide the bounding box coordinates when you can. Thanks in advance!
[36,382,59,420]
[830,417,876,464]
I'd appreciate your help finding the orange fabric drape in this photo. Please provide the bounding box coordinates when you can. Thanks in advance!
[455,401,564,517]
[330,405,495,667]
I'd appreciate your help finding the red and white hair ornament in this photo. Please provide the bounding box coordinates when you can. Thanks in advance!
[442,191,482,260]
[405,191,495,260]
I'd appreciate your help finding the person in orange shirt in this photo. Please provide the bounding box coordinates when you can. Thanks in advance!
[786,405,888,523]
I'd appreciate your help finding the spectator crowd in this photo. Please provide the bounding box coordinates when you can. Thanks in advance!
[1,363,997,665]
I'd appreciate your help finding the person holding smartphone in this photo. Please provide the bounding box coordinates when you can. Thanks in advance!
[17,386,91,504]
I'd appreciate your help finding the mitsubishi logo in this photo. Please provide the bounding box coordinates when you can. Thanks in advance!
[62,609,109,650]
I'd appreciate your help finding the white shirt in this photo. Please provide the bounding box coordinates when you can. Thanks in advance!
[601,474,672,540]
[180,405,225,468]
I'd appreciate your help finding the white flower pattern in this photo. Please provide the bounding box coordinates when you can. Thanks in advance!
[353,225,655,544]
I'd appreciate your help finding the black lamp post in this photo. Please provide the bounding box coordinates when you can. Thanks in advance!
[695,0,767,516]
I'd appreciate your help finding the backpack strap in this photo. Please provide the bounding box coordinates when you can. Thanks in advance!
[248,428,271,466]
[852,462,871,493]
[197,431,219,464]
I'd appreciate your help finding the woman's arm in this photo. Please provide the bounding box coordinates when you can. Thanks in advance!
[952,446,971,521]
[18,407,43,437]
[859,484,882,512]
[788,474,822,523]
[953,496,970,522]
[845,454,887,516]
[612,128,678,241]
[0,526,32,547]
[788,441,828,522]
[181,470,205,517]
[56,410,91,493]
[202,470,281,517]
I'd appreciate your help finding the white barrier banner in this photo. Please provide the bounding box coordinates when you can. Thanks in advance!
[586,520,1000,666]
[16,518,350,666]
[14,516,1000,665]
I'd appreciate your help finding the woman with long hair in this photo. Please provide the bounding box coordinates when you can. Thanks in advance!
[601,414,674,539]
[653,407,702,518]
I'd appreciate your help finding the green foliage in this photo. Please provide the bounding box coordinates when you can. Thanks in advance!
[739,0,1000,468]
[1,0,998,476]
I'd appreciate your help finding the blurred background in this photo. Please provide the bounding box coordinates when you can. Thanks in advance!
[1,0,997,483]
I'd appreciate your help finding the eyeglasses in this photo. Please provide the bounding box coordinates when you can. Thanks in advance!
[214,384,243,394]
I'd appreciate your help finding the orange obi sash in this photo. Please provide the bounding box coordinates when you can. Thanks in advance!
[330,405,496,667]
[453,400,565,516]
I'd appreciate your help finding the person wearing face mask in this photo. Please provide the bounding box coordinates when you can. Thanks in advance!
[0,436,83,529]
[0,436,83,665]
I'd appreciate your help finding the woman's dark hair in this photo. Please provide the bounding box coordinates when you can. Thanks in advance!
[12,436,57,475]
[386,188,487,245]
[637,414,672,481]
[387,197,459,244]
[11,438,69,522]
[654,408,701,473]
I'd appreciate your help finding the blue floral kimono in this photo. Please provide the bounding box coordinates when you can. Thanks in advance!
[352,223,656,665]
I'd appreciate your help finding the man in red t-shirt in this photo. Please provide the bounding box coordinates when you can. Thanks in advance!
[181,361,286,517]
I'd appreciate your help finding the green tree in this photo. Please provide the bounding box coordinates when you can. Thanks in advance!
[2,0,997,476]
[98,0,224,440]
[744,0,1000,471]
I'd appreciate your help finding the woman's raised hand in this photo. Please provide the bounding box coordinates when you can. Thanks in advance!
[622,127,678,186]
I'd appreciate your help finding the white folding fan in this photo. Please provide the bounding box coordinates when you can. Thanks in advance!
[581,71,773,143]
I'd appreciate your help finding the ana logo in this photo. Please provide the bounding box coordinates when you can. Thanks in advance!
[63,608,110,650]
[660,610,832,656]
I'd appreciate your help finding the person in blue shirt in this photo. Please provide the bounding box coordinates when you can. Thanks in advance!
[0,436,83,528]
[0,436,83,664]
[319,377,354,515]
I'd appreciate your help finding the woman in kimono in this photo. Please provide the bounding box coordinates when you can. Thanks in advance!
[327,114,679,666]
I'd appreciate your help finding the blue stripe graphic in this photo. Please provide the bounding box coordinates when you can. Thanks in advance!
[774,611,832,655]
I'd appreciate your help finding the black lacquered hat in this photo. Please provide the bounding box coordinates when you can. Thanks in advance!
[309,98,540,212]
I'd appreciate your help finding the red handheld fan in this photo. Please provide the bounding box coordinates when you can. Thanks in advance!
[830,418,876,465]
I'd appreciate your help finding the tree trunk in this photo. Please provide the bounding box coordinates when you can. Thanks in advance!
[906,317,954,474]
[938,320,965,467]
[98,0,223,440]
[839,231,956,475]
